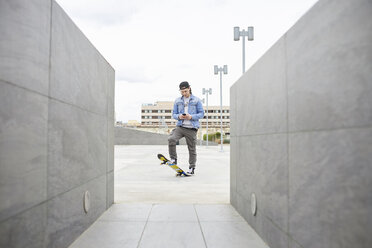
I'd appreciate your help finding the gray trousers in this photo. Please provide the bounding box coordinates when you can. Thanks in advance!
[168,126,198,168]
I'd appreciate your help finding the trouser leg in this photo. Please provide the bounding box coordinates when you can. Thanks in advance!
[168,127,183,161]
[184,128,197,168]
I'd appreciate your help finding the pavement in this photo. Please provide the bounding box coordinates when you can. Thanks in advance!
[114,145,230,204]
[69,145,269,248]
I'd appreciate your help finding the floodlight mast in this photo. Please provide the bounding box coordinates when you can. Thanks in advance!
[234,26,254,74]
[202,88,212,146]
[214,65,228,151]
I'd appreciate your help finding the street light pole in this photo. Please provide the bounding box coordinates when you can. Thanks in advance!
[242,34,245,73]
[234,26,254,74]
[199,98,205,146]
[214,65,228,152]
[202,88,212,147]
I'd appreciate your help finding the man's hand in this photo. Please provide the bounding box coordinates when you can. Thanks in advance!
[184,114,192,120]
[179,114,192,120]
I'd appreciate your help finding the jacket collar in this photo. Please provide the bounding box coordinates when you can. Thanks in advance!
[181,94,194,101]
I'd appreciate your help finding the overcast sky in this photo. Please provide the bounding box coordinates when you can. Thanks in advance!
[56,0,318,122]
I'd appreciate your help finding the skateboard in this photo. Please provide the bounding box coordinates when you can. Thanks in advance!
[157,154,190,177]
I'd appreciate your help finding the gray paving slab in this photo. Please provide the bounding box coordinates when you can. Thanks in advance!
[139,221,206,248]
[194,204,245,222]
[98,203,152,222]
[200,221,270,248]
[69,220,146,248]
[148,204,198,222]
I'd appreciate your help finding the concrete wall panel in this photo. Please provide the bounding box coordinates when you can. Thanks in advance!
[48,99,107,198]
[287,0,372,132]
[0,203,46,248]
[50,2,108,115]
[237,134,288,230]
[0,1,114,247]
[107,119,115,172]
[230,84,237,137]
[230,190,237,211]
[0,82,48,222]
[107,66,115,120]
[0,0,50,95]
[234,193,288,248]
[289,128,372,248]
[288,238,303,248]
[230,137,238,195]
[107,171,114,208]
[46,175,107,248]
[236,38,287,136]
[231,0,372,247]
[234,192,250,225]
[230,85,238,205]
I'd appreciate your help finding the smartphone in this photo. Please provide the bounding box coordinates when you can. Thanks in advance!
[182,113,186,116]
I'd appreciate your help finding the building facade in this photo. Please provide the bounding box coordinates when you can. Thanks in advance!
[139,101,230,139]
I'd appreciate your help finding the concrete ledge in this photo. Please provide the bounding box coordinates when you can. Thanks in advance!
[115,127,217,146]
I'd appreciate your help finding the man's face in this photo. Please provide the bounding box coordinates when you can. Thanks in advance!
[180,88,191,98]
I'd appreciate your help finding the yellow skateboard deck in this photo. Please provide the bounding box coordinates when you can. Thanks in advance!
[157,154,190,177]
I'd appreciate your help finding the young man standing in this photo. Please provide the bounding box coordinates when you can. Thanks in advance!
[168,81,204,174]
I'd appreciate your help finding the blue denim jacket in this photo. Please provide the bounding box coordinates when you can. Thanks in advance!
[172,95,204,129]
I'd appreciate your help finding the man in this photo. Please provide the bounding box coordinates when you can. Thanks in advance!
[168,81,204,174]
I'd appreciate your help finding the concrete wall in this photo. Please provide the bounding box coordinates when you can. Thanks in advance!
[230,0,372,248]
[0,1,115,247]
[115,127,217,146]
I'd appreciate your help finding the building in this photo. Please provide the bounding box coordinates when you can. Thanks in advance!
[116,120,141,128]
[139,101,230,139]
[141,101,175,127]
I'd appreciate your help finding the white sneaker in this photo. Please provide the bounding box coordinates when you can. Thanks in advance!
[187,167,195,174]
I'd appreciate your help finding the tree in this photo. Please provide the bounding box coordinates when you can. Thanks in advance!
[215,132,221,139]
